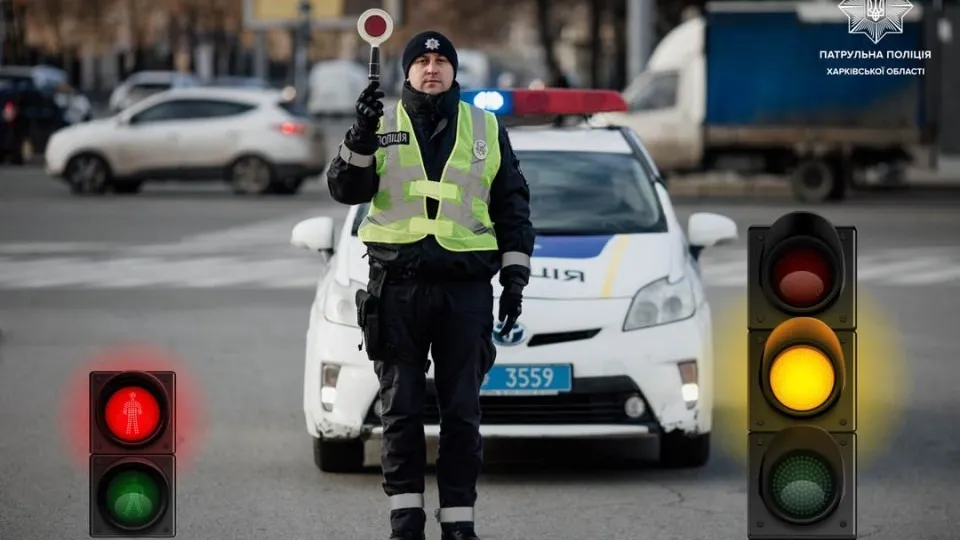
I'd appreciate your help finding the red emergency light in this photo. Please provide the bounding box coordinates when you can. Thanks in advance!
[516,89,626,116]
[466,88,628,118]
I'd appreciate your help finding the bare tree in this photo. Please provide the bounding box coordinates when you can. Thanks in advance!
[173,0,240,76]
[30,0,68,55]
[73,0,113,50]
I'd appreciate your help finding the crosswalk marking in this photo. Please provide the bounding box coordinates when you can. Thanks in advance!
[0,249,958,290]
[3,210,960,293]
[2,258,160,288]
[884,265,960,285]
[0,242,117,255]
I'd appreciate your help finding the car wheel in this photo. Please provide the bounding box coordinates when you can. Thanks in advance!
[659,432,710,469]
[229,156,275,195]
[271,176,306,195]
[313,436,364,473]
[65,153,112,195]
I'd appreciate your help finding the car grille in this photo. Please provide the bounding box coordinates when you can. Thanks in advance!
[364,376,656,426]
[527,328,601,347]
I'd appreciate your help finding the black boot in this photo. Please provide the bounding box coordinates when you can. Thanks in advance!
[440,523,480,540]
[388,507,426,540]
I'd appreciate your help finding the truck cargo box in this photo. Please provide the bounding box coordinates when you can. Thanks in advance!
[704,3,930,131]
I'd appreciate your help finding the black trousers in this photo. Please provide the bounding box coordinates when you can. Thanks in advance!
[373,277,496,532]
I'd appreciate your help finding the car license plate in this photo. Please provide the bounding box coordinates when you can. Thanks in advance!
[480,364,572,395]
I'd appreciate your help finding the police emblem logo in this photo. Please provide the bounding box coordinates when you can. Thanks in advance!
[425,38,441,50]
[473,140,488,160]
[838,0,913,44]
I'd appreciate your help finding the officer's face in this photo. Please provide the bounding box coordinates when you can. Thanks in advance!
[408,53,454,94]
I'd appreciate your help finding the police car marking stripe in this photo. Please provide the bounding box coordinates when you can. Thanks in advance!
[600,235,630,298]
[532,234,613,259]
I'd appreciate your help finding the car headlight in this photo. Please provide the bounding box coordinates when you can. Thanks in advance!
[322,279,366,327]
[623,276,696,331]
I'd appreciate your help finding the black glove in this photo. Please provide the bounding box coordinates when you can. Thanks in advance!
[354,81,385,135]
[498,288,523,337]
[497,264,528,337]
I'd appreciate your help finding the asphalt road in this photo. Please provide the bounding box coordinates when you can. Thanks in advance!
[1,157,959,540]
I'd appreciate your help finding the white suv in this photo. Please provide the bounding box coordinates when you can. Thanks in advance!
[45,87,328,195]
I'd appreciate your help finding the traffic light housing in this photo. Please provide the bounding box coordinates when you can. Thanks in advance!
[747,212,857,539]
[90,371,176,537]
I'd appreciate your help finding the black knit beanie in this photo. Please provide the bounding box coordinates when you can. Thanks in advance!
[401,31,459,79]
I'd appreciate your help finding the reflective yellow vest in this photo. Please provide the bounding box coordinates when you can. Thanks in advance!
[357,100,501,252]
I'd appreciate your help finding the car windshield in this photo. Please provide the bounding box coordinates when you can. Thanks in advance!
[351,151,666,236]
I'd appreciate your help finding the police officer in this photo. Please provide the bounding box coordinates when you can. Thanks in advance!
[326,31,535,540]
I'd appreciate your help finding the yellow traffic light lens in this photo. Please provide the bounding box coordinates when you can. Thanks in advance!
[769,345,836,412]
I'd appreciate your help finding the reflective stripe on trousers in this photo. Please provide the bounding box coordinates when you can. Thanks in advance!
[389,493,424,510]
[365,103,497,238]
[436,507,474,523]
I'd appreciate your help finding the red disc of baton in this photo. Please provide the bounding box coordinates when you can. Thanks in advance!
[357,9,394,45]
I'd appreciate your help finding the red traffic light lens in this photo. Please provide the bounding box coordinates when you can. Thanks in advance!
[364,16,387,38]
[104,386,162,443]
[771,246,833,308]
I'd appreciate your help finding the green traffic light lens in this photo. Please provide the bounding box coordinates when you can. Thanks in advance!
[767,451,838,522]
[102,466,163,529]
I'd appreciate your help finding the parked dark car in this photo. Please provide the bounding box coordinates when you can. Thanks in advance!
[0,65,93,123]
[1,82,69,165]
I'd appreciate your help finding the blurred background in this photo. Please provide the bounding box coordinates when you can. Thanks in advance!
[0,0,715,110]
[4,0,960,187]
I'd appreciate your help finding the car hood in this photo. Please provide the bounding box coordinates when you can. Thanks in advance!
[342,233,680,300]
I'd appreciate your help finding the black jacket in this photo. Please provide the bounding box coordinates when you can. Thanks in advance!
[326,82,535,288]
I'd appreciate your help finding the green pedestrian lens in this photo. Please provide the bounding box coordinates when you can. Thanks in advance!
[103,466,163,528]
[768,452,838,521]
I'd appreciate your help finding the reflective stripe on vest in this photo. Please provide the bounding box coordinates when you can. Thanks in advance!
[358,101,501,252]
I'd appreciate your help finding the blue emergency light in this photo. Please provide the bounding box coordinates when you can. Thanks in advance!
[466,90,513,115]
[461,88,628,116]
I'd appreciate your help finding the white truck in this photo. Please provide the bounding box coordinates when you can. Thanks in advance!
[593,2,940,202]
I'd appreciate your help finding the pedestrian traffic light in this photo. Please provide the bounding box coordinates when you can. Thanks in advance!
[747,211,857,539]
[90,371,176,537]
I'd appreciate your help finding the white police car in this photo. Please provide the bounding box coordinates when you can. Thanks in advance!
[291,89,739,473]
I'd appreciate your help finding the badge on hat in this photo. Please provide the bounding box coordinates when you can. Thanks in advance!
[425,37,440,50]
[473,140,488,160]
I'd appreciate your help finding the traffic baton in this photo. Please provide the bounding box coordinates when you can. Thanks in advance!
[357,9,394,82]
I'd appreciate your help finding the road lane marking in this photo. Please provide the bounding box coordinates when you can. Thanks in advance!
[0,248,957,290]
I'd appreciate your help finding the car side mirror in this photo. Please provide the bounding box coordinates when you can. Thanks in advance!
[291,217,336,254]
[687,212,738,261]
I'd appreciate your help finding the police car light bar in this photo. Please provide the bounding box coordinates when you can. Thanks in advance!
[461,89,628,117]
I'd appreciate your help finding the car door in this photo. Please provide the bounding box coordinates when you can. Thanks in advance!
[174,99,257,176]
[113,100,189,176]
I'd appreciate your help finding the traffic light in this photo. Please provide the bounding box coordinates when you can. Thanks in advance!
[90,371,176,537]
[747,211,857,539]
